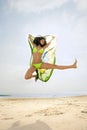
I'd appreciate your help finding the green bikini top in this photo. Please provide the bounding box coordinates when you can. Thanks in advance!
[33,47,44,54]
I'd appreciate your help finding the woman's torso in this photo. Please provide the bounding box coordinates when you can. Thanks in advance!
[32,46,44,64]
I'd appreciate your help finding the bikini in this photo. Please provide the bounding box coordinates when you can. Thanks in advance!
[32,47,44,69]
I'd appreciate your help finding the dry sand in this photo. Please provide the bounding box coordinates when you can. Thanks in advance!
[0,96,87,130]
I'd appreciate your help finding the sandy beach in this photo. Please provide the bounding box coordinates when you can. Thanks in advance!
[0,96,87,130]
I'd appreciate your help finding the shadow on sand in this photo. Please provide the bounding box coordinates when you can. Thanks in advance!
[8,120,52,130]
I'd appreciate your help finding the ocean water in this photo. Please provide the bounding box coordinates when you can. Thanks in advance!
[0,92,87,98]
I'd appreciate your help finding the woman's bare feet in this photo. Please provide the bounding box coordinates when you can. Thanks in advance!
[72,59,77,68]
[35,75,38,82]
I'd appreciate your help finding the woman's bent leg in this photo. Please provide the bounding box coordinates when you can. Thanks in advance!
[25,66,36,80]
[41,59,77,70]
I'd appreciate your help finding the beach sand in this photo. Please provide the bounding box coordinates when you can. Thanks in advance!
[0,96,87,130]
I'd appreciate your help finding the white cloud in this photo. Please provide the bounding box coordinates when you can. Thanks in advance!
[74,0,87,11]
[7,0,69,13]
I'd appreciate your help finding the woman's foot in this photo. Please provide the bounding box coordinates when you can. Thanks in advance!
[72,59,77,68]
[35,75,38,82]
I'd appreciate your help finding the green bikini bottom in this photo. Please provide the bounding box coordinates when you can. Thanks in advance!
[32,63,42,69]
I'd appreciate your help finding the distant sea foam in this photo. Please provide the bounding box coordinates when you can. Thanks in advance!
[0,92,87,98]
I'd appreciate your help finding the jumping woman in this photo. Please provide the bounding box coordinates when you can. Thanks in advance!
[25,34,77,81]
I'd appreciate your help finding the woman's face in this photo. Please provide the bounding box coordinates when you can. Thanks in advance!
[40,39,45,46]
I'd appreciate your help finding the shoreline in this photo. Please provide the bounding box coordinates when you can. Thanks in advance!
[0,94,87,99]
[0,95,87,101]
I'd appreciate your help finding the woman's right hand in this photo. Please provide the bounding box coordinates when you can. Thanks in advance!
[29,34,32,37]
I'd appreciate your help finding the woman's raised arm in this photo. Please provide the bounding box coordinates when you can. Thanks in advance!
[43,36,55,49]
[28,34,36,47]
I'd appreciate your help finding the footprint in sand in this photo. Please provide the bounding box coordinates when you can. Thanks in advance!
[1,117,14,120]
[81,110,87,114]
[25,114,33,117]
[34,108,64,116]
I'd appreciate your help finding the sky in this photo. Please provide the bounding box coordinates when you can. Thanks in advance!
[0,0,87,96]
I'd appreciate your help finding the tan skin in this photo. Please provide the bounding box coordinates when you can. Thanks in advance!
[25,34,77,81]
